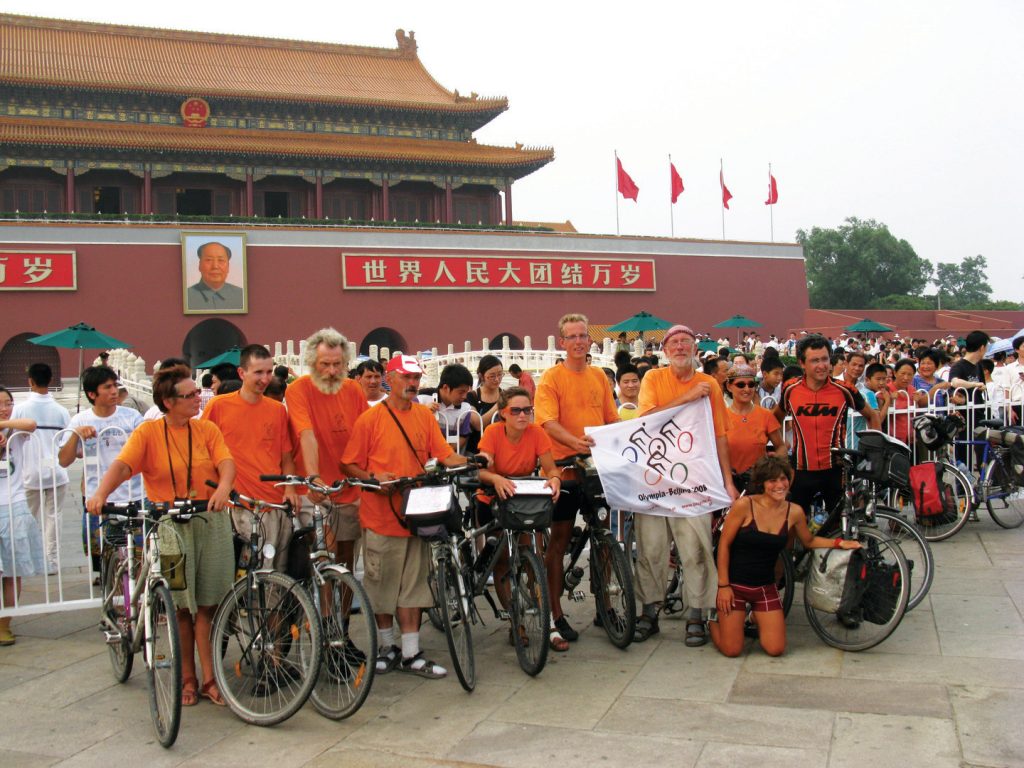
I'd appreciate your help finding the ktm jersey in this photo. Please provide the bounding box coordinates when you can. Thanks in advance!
[780,377,866,471]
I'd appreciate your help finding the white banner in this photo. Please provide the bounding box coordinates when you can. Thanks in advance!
[584,400,731,517]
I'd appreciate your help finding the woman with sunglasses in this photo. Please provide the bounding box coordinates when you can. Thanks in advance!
[87,365,235,707]
[724,365,786,493]
[475,387,565,650]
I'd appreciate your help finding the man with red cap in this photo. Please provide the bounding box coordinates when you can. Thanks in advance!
[633,323,739,647]
[341,354,469,679]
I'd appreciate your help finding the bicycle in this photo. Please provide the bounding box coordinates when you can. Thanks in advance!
[208,486,322,726]
[348,459,482,692]
[259,474,377,720]
[556,455,635,649]
[98,500,204,748]
[974,423,1024,528]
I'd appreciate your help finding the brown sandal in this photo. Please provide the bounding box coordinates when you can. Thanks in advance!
[181,676,199,707]
[548,628,569,652]
[200,679,226,707]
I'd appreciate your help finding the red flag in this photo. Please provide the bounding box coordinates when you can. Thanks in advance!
[765,174,779,205]
[720,170,733,209]
[617,158,639,201]
[670,163,684,203]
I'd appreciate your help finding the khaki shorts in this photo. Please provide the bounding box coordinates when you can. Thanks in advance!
[298,499,361,544]
[361,529,432,615]
[161,511,234,615]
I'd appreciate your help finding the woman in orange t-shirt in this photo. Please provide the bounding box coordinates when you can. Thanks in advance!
[724,365,786,492]
[476,387,564,650]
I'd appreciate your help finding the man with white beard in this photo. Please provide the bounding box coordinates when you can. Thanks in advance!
[286,328,368,574]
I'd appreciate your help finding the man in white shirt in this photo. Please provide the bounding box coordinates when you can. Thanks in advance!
[12,363,70,573]
[417,364,480,453]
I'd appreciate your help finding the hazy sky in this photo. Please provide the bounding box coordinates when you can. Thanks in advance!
[4,0,1021,300]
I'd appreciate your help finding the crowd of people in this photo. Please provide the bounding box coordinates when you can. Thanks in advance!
[1,318,1021,690]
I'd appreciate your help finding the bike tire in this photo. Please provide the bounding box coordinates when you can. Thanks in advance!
[590,530,636,649]
[983,458,1024,529]
[309,566,377,721]
[776,548,796,618]
[436,554,475,692]
[210,570,322,726]
[100,547,134,683]
[873,507,935,611]
[898,462,974,542]
[425,606,445,632]
[508,547,550,677]
[146,582,181,748]
[804,527,910,652]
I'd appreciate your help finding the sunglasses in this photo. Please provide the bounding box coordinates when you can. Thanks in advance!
[507,406,534,416]
[730,381,755,389]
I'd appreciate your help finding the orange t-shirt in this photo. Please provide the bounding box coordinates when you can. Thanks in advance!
[476,422,553,503]
[725,406,781,474]
[340,401,454,537]
[637,368,729,438]
[286,376,367,502]
[116,417,233,503]
[202,392,293,503]
[534,364,618,460]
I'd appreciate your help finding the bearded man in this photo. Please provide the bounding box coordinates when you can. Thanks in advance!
[286,327,368,573]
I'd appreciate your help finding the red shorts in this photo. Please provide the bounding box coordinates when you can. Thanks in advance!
[728,582,783,612]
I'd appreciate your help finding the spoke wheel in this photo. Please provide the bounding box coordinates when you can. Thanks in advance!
[436,555,475,692]
[873,508,934,611]
[804,527,910,652]
[984,458,1024,529]
[776,548,796,617]
[210,571,322,726]
[100,548,134,683]
[590,531,636,649]
[146,583,181,748]
[310,566,377,720]
[508,547,550,677]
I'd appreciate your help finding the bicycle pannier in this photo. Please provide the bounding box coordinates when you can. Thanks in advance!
[402,485,462,537]
[495,493,553,531]
[806,547,867,614]
[986,427,1024,484]
[909,461,957,525]
[855,430,911,490]
[861,556,903,625]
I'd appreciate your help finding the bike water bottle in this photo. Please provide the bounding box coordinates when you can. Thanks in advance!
[564,565,584,590]
[475,536,498,573]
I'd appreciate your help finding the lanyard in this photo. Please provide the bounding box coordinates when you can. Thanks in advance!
[162,418,194,499]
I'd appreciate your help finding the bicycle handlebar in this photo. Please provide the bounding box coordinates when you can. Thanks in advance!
[101,499,208,521]
[204,479,293,515]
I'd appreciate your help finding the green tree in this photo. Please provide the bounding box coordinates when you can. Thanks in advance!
[796,217,932,308]
[871,294,932,310]
[934,254,993,309]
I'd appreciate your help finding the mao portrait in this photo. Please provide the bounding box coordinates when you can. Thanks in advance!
[181,233,247,314]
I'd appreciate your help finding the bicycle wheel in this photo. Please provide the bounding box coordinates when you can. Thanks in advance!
[776,548,795,618]
[872,508,934,611]
[211,571,322,726]
[804,527,910,652]
[983,458,1024,529]
[100,548,134,682]
[310,566,377,720]
[589,530,636,649]
[435,554,475,692]
[899,462,974,542]
[146,583,181,748]
[508,546,550,677]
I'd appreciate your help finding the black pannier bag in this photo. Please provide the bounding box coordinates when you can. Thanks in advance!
[854,430,911,491]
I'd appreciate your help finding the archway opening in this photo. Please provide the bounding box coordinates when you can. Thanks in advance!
[488,333,524,350]
[182,319,247,368]
[359,327,408,358]
[0,332,60,389]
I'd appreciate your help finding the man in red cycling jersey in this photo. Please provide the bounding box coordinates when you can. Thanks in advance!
[773,334,879,514]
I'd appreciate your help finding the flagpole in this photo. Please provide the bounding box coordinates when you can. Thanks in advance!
[614,150,621,237]
[720,158,726,240]
[668,153,675,238]
[768,162,774,242]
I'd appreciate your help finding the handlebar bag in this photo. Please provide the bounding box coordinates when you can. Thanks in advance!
[401,485,461,535]
[854,430,911,491]
[495,494,553,531]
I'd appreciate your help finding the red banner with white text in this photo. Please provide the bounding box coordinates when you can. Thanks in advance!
[0,250,77,290]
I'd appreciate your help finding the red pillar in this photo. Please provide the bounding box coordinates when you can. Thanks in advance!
[245,172,254,217]
[445,179,453,224]
[382,179,390,220]
[65,167,75,213]
[315,174,323,219]
[504,179,513,225]
[143,169,152,214]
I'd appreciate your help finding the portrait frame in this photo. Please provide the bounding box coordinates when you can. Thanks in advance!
[181,232,248,314]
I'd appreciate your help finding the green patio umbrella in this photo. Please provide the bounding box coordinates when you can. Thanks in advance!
[28,322,133,410]
[843,318,893,334]
[696,339,719,353]
[607,310,674,333]
[196,346,242,369]
[712,314,764,344]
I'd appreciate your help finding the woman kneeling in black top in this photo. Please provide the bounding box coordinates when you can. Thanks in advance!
[710,455,861,657]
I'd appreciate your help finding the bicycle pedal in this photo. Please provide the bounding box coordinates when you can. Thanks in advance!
[102,630,122,645]
[569,590,586,602]
[496,610,510,621]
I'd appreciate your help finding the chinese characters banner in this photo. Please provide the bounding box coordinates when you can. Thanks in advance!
[342,253,655,291]
[0,251,77,290]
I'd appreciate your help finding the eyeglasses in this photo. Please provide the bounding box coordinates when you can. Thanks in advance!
[730,381,755,389]
[507,406,534,416]
[562,334,589,342]
[483,371,504,381]
[174,390,201,400]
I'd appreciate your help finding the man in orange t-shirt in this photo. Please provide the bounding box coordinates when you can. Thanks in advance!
[286,328,368,575]
[633,324,738,647]
[341,355,467,679]
[203,344,299,571]
[534,312,619,644]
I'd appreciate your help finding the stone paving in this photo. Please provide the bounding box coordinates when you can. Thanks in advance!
[1,502,1022,768]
